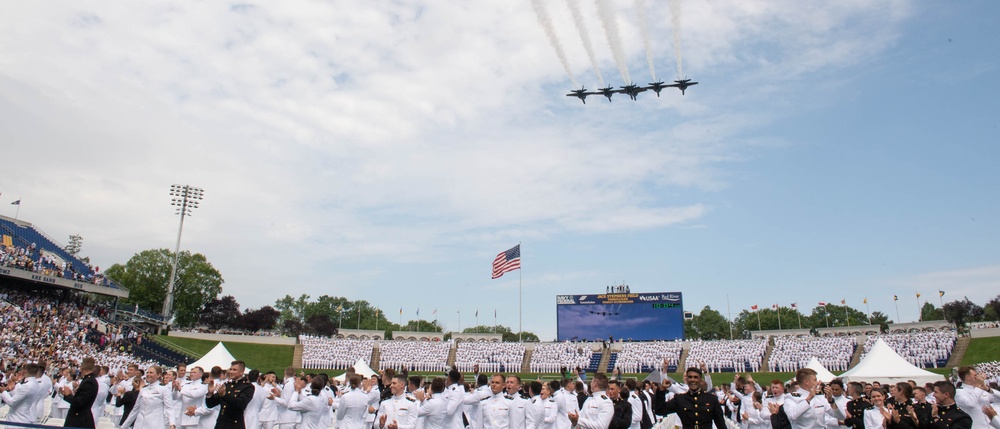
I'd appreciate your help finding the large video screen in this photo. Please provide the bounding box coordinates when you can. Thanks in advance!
[556,292,684,341]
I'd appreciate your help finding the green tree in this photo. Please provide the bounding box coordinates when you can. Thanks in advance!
[982,295,1000,322]
[920,302,945,321]
[869,311,892,332]
[104,248,223,327]
[460,325,538,342]
[807,304,868,328]
[943,298,985,329]
[274,294,402,336]
[686,306,731,340]
[735,307,810,333]
[65,234,83,256]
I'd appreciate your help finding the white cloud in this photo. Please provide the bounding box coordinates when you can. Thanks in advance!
[0,0,916,336]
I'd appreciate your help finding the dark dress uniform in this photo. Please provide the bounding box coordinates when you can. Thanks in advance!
[653,388,728,429]
[843,397,872,429]
[610,396,632,429]
[205,376,255,429]
[928,403,972,429]
[887,400,919,429]
[65,372,99,429]
[637,392,654,429]
[912,402,933,429]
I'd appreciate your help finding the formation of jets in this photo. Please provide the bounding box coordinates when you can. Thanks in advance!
[588,310,621,316]
[566,78,698,103]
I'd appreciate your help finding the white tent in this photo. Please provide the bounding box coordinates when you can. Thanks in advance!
[187,342,250,373]
[839,339,945,385]
[334,358,378,382]
[785,357,838,384]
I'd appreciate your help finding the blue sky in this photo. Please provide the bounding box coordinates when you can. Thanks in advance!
[0,1,997,341]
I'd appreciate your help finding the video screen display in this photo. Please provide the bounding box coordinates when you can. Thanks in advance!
[556,292,684,341]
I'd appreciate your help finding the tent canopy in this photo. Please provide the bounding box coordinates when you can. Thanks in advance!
[187,342,250,374]
[334,358,378,382]
[839,339,945,385]
[787,357,838,384]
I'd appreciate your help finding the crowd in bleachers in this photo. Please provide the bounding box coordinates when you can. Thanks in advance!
[0,240,117,288]
[612,340,683,373]
[454,341,525,373]
[686,338,767,372]
[528,341,594,373]
[378,339,451,371]
[974,360,1000,383]
[0,288,161,375]
[299,336,374,369]
[863,331,956,368]
[768,335,856,372]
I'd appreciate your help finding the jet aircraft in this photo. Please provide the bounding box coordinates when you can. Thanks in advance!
[593,85,616,102]
[566,87,593,104]
[618,82,648,101]
[645,81,671,97]
[669,78,698,95]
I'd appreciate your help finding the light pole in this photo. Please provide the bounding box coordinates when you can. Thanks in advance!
[162,184,204,321]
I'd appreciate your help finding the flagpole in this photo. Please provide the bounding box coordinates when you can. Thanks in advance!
[494,310,497,334]
[458,308,461,333]
[726,294,733,340]
[756,309,761,331]
[14,199,20,220]
[518,241,522,343]
[939,292,946,320]
[776,304,782,330]
[399,308,403,330]
[796,308,801,329]
[894,297,901,323]
[846,302,851,327]
[865,300,871,324]
[476,310,479,333]
[916,295,922,321]
[376,310,379,332]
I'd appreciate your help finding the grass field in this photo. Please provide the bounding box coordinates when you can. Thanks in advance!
[153,335,294,376]
[962,336,1000,366]
[150,335,990,381]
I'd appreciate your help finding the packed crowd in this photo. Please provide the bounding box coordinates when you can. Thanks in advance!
[612,341,683,373]
[973,361,1000,383]
[299,337,375,370]
[768,336,857,372]
[378,340,452,372]
[528,342,595,373]
[862,332,957,368]
[686,339,767,373]
[0,241,113,286]
[453,341,525,373]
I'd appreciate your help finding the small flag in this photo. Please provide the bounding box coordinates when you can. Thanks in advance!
[494,309,497,317]
[416,308,420,316]
[433,308,437,315]
[840,299,846,305]
[819,302,827,306]
[893,295,898,301]
[916,292,921,298]
[939,290,945,297]
[475,309,479,317]
[751,305,758,311]
[790,303,797,309]
[399,307,403,315]
[863,297,868,304]
[336,304,343,311]
[772,304,778,310]
[492,244,521,279]
[10,200,20,206]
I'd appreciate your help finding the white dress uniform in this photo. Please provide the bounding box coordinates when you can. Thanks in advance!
[337,388,371,429]
[956,384,1000,429]
[782,389,830,429]
[179,379,208,429]
[376,394,418,429]
[444,384,466,429]
[508,392,529,429]
[417,395,447,429]
[553,389,579,429]
[482,392,511,429]
[288,390,328,429]
[258,382,278,429]
[575,391,613,429]
[52,376,72,419]
[121,382,177,429]
[627,392,642,429]
[525,395,556,429]
[463,385,492,429]
[244,383,266,429]
[862,407,885,429]
[35,374,53,423]
[274,378,300,429]
[95,374,111,425]
[1,377,41,423]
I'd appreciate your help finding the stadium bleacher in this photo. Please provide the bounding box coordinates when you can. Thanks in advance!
[454,341,525,373]
[528,342,595,373]
[613,341,683,373]
[379,339,451,371]
[300,336,375,370]
[0,216,121,289]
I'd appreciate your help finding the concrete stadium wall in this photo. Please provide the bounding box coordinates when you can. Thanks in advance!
[168,330,297,345]
[971,328,1000,338]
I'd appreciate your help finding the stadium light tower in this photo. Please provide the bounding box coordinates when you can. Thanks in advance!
[162,184,204,321]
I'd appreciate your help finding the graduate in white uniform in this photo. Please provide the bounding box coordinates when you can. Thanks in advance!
[121,366,177,429]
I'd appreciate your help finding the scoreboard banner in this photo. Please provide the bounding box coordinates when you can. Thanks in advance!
[555,292,684,341]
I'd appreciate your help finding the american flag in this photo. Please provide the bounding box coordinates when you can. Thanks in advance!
[491,244,521,279]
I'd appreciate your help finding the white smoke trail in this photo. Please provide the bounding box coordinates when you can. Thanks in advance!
[530,0,578,87]
[634,0,656,82]
[669,0,683,78]
[594,0,631,84]
[565,0,604,86]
